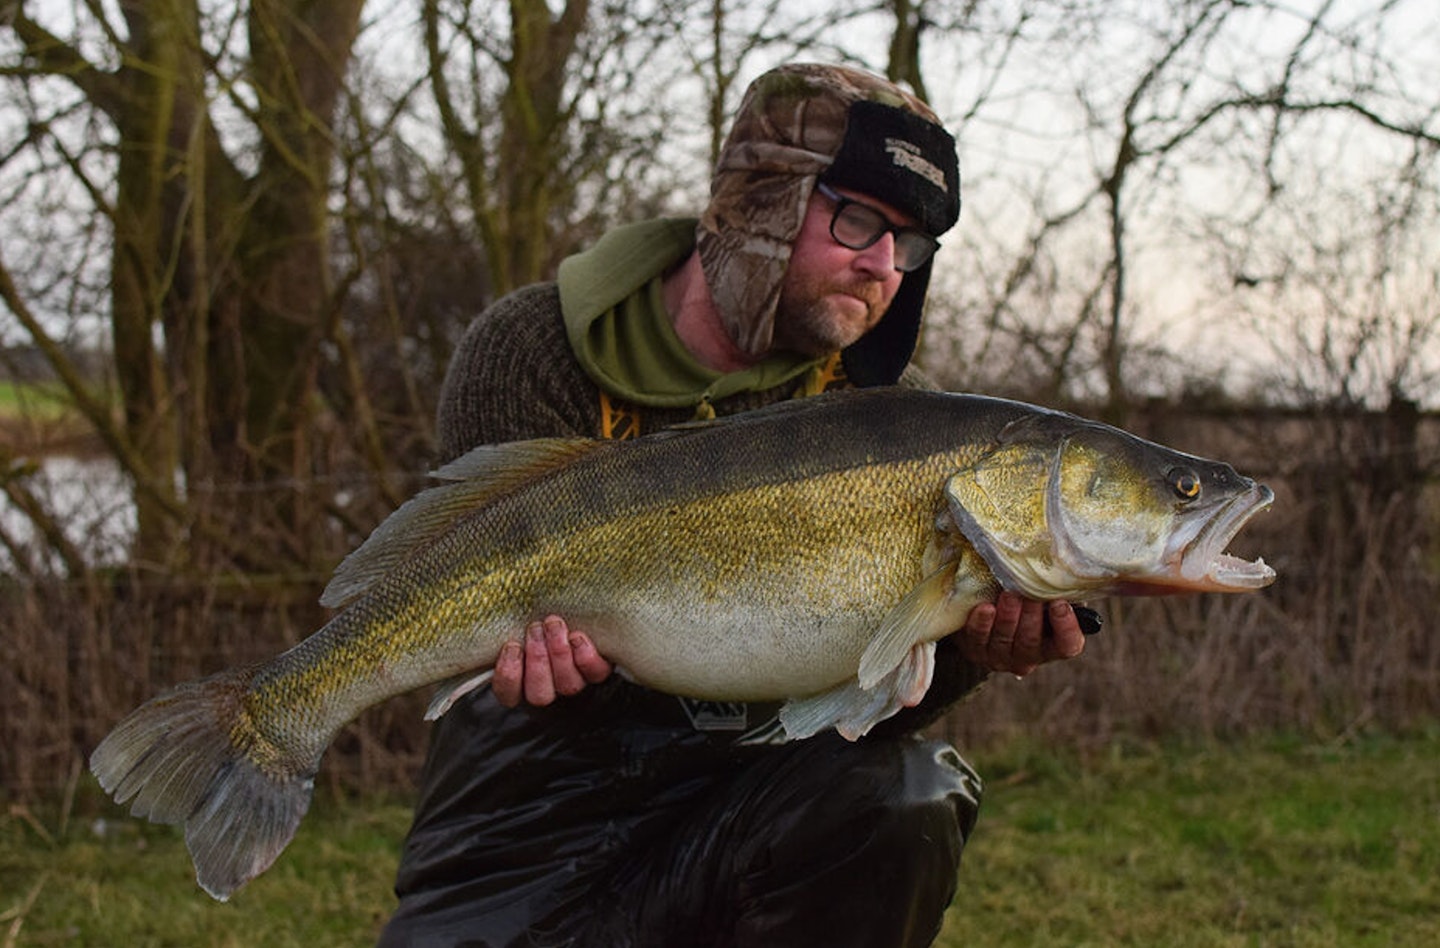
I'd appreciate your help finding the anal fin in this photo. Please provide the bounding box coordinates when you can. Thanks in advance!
[424,669,494,720]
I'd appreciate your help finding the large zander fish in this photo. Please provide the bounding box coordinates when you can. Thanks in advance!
[90,388,1276,900]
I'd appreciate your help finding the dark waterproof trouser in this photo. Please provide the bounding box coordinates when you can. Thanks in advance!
[378,684,981,948]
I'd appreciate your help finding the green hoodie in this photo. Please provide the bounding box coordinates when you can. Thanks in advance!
[557,218,822,410]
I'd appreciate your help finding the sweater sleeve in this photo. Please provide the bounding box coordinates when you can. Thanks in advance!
[435,284,601,461]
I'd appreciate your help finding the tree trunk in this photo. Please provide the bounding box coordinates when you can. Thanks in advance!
[886,0,930,103]
[108,0,364,572]
[426,0,590,296]
[110,0,209,567]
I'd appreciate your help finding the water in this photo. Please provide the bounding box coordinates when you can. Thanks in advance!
[0,455,134,573]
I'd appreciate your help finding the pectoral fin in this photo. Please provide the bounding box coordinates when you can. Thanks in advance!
[858,557,996,690]
[779,641,936,741]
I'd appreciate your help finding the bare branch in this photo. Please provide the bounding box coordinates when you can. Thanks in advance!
[2,3,123,118]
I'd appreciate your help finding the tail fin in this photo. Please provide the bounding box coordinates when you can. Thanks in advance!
[89,666,316,901]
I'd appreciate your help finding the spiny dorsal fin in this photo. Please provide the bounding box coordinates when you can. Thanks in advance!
[429,437,601,483]
[320,438,602,608]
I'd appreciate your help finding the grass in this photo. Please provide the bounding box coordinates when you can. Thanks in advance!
[938,732,1440,947]
[0,382,74,422]
[3,733,1437,946]
[0,380,97,455]
[1,792,411,946]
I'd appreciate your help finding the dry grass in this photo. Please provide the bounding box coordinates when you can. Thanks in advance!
[2,406,1437,801]
[0,574,430,802]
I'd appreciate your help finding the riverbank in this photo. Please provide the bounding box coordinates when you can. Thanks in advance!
[0,414,105,458]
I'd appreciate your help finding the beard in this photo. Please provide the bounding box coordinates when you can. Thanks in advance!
[772,273,890,357]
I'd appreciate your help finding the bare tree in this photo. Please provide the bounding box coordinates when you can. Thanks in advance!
[417,0,701,296]
[3,0,1434,581]
[3,1,366,573]
[917,0,1440,416]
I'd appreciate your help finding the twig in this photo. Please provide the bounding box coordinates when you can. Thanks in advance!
[2,872,48,948]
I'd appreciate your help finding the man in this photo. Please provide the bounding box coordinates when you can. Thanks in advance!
[379,63,1085,948]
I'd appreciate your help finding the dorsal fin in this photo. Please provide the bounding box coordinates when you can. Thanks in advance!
[320,438,602,608]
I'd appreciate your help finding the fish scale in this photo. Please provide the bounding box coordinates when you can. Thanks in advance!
[89,387,1276,900]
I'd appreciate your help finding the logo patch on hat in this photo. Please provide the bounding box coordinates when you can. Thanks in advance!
[884,138,948,191]
[823,99,961,235]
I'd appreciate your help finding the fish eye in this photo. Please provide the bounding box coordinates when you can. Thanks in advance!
[1169,468,1201,501]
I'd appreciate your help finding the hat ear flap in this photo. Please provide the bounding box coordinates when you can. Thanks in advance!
[841,258,932,387]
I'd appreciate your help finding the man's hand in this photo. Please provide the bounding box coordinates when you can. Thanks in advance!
[492,615,613,708]
[957,592,1087,677]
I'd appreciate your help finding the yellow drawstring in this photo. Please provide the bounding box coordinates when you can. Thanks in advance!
[599,391,643,440]
[793,352,847,399]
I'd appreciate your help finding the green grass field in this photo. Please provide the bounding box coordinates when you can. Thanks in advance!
[0,381,73,420]
[937,733,1440,947]
[4,733,1437,946]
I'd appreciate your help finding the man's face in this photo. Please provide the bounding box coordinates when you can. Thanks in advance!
[772,184,915,358]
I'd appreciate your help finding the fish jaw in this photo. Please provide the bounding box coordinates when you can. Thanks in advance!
[1112,483,1276,595]
[945,419,1278,602]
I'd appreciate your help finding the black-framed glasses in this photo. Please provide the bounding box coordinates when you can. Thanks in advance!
[814,182,940,273]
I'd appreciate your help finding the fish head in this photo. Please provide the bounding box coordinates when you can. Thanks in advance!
[944,411,1276,600]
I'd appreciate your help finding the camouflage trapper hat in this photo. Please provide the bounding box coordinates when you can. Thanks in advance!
[697,63,961,384]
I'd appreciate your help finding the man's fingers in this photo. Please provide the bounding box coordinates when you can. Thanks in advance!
[1043,600,1087,661]
[492,641,525,708]
[541,615,587,696]
[985,591,1023,669]
[488,617,613,710]
[959,595,1090,676]
[1008,597,1047,671]
[523,621,557,706]
[957,601,996,665]
[568,631,613,684]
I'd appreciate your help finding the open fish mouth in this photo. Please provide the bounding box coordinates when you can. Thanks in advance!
[1177,483,1276,591]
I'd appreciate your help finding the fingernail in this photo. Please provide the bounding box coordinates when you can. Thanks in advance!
[569,632,589,651]
[527,623,544,643]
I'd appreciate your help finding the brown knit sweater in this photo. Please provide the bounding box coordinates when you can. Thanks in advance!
[434,280,931,457]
